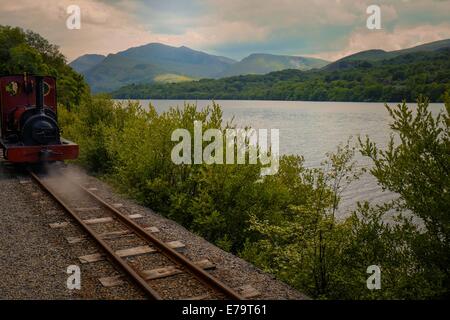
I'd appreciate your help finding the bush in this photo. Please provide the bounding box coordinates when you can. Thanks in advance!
[242,96,450,299]
[59,94,450,299]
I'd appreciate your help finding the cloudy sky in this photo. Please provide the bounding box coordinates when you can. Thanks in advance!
[1,0,450,62]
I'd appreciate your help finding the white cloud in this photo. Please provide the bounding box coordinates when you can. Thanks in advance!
[1,0,450,61]
[205,0,362,29]
[0,0,271,60]
[310,23,450,61]
[0,0,155,60]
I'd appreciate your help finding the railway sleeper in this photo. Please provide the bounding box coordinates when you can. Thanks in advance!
[49,221,70,229]
[181,294,212,300]
[99,226,160,239]
[49,213,143,230]
[98,259,215,287]
[235,284,260,299]
[66,226,160,244]
[83,213,143,225]
[78,241,186,263]
[75,207,101,212]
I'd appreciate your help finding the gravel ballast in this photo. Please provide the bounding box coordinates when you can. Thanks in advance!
[0,161,74,299]
[0,160,308,300]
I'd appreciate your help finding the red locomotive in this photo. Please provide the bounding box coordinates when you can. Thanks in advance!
[0,74,78,163]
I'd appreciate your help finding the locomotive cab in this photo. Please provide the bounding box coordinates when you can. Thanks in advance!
[0,74,78,163]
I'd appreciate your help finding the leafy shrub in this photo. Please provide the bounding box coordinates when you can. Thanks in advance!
[59,93,450,299]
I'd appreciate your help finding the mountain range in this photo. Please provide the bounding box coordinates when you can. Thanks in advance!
[71,39,450,94]
[110,39,450,103]
[325,39,450,71]
[70,43,329,92]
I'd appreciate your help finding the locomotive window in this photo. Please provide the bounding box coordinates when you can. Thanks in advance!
[43,82,51,96]
[5,81,19,96]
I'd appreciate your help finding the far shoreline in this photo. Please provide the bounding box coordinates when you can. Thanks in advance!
[111,97,446,105]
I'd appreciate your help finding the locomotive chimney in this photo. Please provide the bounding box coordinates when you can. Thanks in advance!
[35,76,45,112]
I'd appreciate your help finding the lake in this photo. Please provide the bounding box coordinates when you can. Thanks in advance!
[121,99,445,217]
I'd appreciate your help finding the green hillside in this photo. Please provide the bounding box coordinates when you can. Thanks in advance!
[69,54,105,73]
[112,48,450,102]
[116,43,235,78]
[71,43,236,93]
[154,73,196,83]
[70,44,329,93]
[218,53,328,77]
[326,39,450,70]
[82,54,168,93]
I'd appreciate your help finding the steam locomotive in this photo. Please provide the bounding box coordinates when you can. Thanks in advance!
[0,74,78,163]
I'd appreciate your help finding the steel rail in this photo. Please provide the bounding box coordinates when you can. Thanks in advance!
[29,168,243,300]
[28,169,163,299]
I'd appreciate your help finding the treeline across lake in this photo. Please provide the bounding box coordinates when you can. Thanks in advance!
[112,49,450,102]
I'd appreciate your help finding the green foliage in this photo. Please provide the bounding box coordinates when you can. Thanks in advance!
[8,44,47,74]
[61,98,266,252]
[60,94,450,299]
[241,142,365,299]
[242,96,450,299]
[333,202,433,299]
[71,44,328,93]
[0,25,89,107]
[2,25,447,299]
[218,53,328,78]
[112,49,450,102]
[359,95,450,298]
[72,43,236,93]
[59,95,116,172]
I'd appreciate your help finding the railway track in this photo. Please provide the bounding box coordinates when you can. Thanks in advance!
[27,167,244,300]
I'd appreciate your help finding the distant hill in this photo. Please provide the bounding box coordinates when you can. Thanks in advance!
[69,54,105,73]
[115,43,236,78]
[111,48,450,102]
[71,39,450,94]
[78,53,169,93]
[325,39,450,71]
[218,53,328,77]
[70,43,329,93]
[70,43,236,92]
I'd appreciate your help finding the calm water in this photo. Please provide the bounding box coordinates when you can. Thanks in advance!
[121,99,445,217]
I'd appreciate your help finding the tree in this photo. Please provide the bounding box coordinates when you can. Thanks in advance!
[0,25,89,108]
[241,142,364,298]
[8,44,47,74]
[242,96,450,299]
[360,95,450,298]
